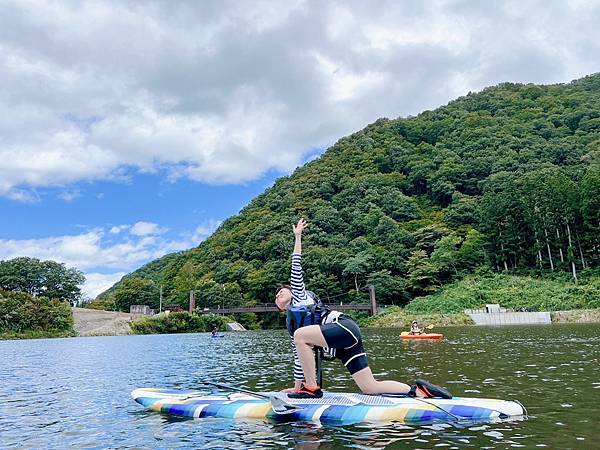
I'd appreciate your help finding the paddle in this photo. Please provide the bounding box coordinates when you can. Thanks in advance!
[200,380,301,415]
[400,324,434,336]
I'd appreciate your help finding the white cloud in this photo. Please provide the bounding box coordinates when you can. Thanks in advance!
[57,189,81,202]
[0,219,221,298]
[130,221,168,236]
[312,52,386,102]
[189,220,223,243]
[1,0,599,199]
[109,225,128,234]
[81,272,126,299]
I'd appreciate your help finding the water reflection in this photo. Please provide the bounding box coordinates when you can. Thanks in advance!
[1,324,599,448]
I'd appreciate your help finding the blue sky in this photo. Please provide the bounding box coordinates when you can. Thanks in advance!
[0,170,281,239]
[1,0,600,298]
[0,168,289,297]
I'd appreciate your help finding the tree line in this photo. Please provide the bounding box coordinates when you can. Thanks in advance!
[0,257,82,337]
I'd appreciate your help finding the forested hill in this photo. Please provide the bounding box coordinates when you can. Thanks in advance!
[97,74,600,312]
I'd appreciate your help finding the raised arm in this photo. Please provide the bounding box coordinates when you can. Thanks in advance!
[290,218,309,304]
[293,217,308,255]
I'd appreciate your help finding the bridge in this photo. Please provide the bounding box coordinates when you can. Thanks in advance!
[193,286,380,316]
[198,303,376,316]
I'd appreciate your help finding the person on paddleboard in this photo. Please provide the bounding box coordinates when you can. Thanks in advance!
[275,218,452,400]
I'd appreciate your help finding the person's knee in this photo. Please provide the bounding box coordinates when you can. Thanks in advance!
[293,328,309,345]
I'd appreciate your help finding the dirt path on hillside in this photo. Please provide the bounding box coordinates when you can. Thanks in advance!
[72,307,134,336]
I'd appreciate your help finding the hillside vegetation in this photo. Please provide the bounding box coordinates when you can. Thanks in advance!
[0,290,75,339]
[97,74,600,319]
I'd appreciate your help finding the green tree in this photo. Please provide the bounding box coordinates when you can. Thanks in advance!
[0,257,43,294]
[430,234,462,279]
[456,228,486,269]
[114,277,159,312]
[0,289,75,335]
[581,165,600,265]
[0,257,84,304]
[366,270,407,305]
[343,252,373,292]
[406,250,439,295]
[40,260,85,302]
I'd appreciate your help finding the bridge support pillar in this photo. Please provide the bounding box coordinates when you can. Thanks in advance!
[367,285,378,316]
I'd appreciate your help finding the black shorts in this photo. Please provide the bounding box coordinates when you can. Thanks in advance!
[321,315,368,375]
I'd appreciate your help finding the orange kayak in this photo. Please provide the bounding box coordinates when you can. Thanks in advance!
[400,332,443,340]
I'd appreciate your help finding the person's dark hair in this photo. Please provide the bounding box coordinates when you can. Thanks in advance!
[276,284,291,295]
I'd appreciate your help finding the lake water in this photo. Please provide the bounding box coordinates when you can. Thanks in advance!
[1,324,599,449]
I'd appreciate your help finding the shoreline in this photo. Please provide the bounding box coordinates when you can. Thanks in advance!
[362,308,600,328]
[3,307,600,340]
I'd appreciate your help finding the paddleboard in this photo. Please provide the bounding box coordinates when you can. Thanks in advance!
[400,332,444,340]
[131,388,526,425]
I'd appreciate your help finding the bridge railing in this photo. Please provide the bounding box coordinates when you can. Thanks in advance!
[198,303,375,315]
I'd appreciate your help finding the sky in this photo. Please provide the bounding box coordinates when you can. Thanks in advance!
[1,0,600,299]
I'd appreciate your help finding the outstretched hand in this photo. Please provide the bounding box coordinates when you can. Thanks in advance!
[293,218,308,236]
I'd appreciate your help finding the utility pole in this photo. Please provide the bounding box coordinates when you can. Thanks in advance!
[159,285,163,313]
[189,290,196,313]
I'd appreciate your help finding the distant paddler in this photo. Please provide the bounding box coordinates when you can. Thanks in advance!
[410,320,424,335]
[401,324,443,340]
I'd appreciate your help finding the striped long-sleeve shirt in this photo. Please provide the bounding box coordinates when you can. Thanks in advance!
[289,253,340,382]
[289,253,312,381]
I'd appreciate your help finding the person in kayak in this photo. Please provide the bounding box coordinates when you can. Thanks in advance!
[275,218,452,400]
[410,320,424,335]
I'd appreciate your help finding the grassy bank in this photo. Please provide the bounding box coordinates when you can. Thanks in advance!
[0,329,77,340]
[363,272,600,328]
[360,308,473,328]
[405,272,600,314]
[551,309,600,323]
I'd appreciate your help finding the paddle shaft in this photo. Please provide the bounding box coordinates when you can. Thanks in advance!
[315,347,323,388]
[200,380,300,414]
[201,380,271,400]
[402,324,435,335]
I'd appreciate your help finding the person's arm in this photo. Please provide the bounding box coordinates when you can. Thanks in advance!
[293,218,307,255]
[290,218,309,303]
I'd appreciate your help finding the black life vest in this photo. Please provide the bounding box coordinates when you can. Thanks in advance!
[286,291,329,336]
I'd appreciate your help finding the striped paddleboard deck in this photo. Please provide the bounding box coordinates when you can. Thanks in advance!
[131,388,526,425]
